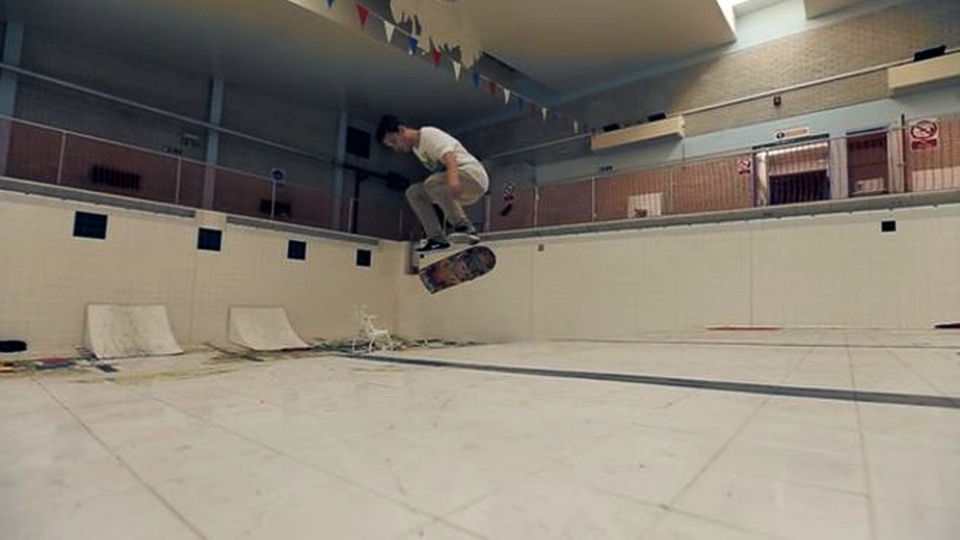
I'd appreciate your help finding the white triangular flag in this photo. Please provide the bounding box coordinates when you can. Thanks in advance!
[503,88,511,104]
[573,121,579,133]
[453,61,462,81]
[541,107,548,120]
[384,22,395,43]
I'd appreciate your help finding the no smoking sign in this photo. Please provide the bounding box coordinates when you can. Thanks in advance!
[909,119,940,150]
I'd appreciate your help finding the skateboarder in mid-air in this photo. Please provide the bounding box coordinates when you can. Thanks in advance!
[376,115,489,252]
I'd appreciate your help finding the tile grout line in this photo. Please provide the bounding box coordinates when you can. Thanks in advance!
[398,378,703,529]
[581,482,794,540]
[639,395,771,536]
[31,377,209,540]
[884,347,960,406]
[391,517,490,540]
[635,345,822,538]
[847,346,879,540]
[148,383,625,540]
[141,390,452,524]
[427,427,623,525]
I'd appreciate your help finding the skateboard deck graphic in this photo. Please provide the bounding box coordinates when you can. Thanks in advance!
[419,246,496,294]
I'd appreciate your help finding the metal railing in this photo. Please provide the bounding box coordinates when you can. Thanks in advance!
[482,114,960,234]
[0,115,415,240]
[1,113,958,241]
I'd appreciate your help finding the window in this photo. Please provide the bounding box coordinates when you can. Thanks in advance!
[197,228,222,251]
[73,211,108,239]
[847,132,888,196]
[288,240,307,260]
[755,140,831,206]
[356,249,372,267]
[346,127,372,159]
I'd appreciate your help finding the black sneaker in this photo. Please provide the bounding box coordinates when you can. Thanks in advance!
[414,238,451,252]
[449,223,480,245]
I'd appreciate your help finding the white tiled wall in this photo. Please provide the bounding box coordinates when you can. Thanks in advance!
[0,190,402,351]
[396,204,960,341]
[4,189,958,351]
[395,242,535,342]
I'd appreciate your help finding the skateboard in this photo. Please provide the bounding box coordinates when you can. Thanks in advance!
[419,246,496,294]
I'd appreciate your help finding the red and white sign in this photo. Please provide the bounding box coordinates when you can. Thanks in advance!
[737,158,752,175]
[909,119,939,150]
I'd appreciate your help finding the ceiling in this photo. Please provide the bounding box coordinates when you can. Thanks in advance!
[0,0,507,127]
[458,0,737,93]
[0,0,872,129]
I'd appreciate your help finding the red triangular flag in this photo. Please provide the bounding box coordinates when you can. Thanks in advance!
[488,80,497,96]
[432,47,442,67]
[356,5,370,28]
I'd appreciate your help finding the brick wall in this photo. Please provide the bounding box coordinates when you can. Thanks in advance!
[536,181,593,227]
[594,168,672,221]
[6,120,61,184]
[485,151,754,232]
[59,135,181,204]
[460,0,960,170]
[673,155,754,214]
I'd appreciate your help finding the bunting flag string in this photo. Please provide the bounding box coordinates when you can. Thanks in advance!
[329,0,583,132]
[383,21,395,43]
[356,5,370,29]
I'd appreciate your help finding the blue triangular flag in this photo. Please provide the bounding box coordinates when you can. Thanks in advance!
[471,72,481,89]
[326,0,334,7]
[517,96,525,110]
[408,36,419,55]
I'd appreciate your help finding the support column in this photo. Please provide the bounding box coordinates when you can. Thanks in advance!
[0,22,25,176]
[331,110,348,228]
[202,77,224,209]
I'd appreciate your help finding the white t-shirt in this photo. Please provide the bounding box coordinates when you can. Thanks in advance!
[414,127,489,191]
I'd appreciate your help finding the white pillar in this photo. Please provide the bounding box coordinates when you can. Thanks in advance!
[202,77,224,208]
[0,21,25,176]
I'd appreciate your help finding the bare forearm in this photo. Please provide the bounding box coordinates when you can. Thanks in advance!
[443,153,461,196]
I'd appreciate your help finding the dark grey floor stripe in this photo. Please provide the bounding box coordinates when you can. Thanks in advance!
[354,354,960,410]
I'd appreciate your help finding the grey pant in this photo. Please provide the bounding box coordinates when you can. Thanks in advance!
[406,171,485,239]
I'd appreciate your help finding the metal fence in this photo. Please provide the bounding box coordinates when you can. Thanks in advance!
[0,115,407,238]
[483,114,960,233]
[1,113,959,240]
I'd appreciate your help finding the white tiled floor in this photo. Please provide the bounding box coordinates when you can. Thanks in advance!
[1,331,959,539]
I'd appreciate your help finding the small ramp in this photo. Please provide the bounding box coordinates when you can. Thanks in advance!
[228,307,309,351]
[84,304,184,359]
